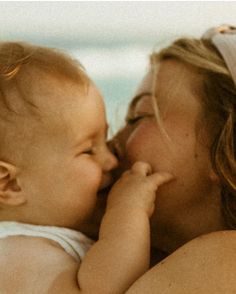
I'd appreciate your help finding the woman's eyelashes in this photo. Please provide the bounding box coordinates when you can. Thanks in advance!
[126,113,154,125]
[126,116,143,125]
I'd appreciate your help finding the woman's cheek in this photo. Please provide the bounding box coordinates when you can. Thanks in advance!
[125,121,170,174]
[125,123,152,163]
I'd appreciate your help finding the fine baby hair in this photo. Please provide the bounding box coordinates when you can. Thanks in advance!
[0,41,88,82]
[0,41,90,158]
[0,41,88,112]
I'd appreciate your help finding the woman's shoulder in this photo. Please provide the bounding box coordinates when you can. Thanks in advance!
[185,229,236,254]
[127,230,236,294]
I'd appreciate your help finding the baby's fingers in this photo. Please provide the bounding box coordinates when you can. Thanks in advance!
[148,172,174,188]
[131,161,152,176]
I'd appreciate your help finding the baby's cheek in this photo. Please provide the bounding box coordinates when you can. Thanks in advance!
[70,158,102,190]
[84,160,103,193]
[89,163,103,191]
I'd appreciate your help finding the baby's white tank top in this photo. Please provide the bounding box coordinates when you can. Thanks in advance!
[0,221,94,262]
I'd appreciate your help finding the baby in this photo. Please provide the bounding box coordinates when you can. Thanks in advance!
[0,41,172,293]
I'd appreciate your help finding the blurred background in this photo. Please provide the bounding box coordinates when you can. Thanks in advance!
[1,1,236,134]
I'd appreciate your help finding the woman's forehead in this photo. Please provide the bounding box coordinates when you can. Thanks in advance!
[135,70,153,95]
[128,60,203,117]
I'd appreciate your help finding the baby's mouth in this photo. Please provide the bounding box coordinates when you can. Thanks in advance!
[99,173,115,191]
[97,185,111,200]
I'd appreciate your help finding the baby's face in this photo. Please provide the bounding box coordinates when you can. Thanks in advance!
[17,74,117,229]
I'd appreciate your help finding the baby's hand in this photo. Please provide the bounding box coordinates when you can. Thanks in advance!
[107,161,173,217]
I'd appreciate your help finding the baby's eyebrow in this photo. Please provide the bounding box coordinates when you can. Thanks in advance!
[73,123,109,149]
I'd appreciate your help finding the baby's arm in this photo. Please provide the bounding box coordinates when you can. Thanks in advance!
[78,161,173,293]
[0,162,172,294]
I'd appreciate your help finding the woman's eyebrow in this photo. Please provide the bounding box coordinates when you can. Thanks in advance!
[129,92,152,110]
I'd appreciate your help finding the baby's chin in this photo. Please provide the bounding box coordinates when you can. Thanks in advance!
[98,184,111,198]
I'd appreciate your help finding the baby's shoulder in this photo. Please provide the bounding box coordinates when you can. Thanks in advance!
[0,236,79,293]
[0,234,75,263]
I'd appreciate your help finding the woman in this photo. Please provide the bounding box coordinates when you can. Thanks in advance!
[83,25,236,293]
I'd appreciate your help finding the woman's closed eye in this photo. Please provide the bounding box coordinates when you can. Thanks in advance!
[126,114,154,125]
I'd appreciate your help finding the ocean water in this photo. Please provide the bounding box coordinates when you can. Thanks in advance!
[69,43,153,136]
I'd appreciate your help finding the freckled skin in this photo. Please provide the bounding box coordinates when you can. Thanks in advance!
[110,60,225,254]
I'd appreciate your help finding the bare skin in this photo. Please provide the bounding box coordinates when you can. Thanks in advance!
[107,60,236,293]
[0,161,173,294]
[0,68,174,293]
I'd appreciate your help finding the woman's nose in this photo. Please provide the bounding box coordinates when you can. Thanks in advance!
[107,137,123,161]
[108,124,132,161]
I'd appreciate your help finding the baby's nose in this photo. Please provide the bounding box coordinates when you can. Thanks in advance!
[102,148,118,173]
[99,149,118,190]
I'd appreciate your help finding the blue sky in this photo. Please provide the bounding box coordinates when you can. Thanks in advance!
[1,2,236,47]
[1,1,236,131]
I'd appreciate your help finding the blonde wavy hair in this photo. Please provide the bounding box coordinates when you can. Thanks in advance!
[150,38,236,229]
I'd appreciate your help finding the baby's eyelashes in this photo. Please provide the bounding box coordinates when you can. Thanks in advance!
[75,144,94,157]
[82,149,93,155]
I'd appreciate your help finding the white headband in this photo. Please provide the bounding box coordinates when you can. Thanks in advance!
[202,25,236,85]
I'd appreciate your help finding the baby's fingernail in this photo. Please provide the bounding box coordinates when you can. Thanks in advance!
[161,172,175,181]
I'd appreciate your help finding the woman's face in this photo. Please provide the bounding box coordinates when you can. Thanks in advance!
[112,60,224,253]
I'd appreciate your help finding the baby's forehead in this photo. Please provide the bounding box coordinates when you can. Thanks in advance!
[2,72,89,134]
[3,68,86,116]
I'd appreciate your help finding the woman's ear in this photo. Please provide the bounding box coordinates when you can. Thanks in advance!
[209,168,220,184]
[0,161,25,206]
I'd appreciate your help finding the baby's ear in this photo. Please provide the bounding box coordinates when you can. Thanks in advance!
[0,161,25,206]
